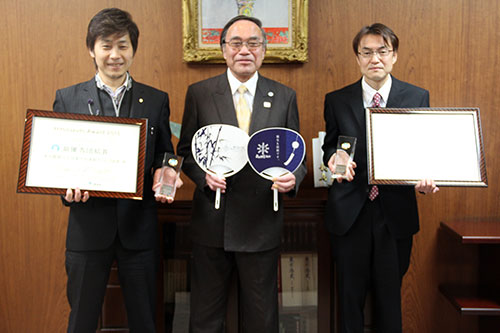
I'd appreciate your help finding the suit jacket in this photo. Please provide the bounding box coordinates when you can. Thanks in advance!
[322,77,430,239]
[177,73,307,252]
[53,78,175,251]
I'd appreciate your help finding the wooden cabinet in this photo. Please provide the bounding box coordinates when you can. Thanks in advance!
[98,199,333,332]
[158,199,333,333]
[98,264,129,332]
[439,220,500,331]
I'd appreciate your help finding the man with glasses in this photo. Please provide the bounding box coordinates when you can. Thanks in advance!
[322,23,438,332]
[177,15,306,332]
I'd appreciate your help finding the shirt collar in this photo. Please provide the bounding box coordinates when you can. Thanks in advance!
[227,68,258,97]
[361,75,392,107]
[95,72,132,94]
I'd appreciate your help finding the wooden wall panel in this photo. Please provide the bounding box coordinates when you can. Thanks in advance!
[0,0,499,332]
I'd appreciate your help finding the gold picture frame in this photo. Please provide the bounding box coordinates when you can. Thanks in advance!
[182,0,308,63]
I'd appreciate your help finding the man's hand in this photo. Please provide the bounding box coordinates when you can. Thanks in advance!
[272,172,296,193]
[65,188,89,203]
[153,168,183,203]
[206,173,226,193]
[328,153,357,183]
[415,179,439,194]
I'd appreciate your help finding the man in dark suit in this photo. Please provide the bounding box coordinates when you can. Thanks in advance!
[322,23,438,332]
[53,8,181,332]
[177,15,306,333]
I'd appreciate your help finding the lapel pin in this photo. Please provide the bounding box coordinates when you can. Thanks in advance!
[263,101,271,108]
[267,91,274,97]
[139,98,144,103]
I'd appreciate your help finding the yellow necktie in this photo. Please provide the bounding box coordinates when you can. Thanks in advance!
[236,85,251,133]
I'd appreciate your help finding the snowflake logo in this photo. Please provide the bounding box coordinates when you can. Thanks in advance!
[257,142,269,156]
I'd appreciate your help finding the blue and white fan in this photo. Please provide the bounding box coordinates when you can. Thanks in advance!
[247,127,305,211]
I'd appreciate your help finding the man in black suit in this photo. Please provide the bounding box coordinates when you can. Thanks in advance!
[177,15,306,333]
[322,23,438,332]
[53,8,181,332]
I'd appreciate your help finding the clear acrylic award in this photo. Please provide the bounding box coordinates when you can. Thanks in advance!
[332,136,357,179]
[155,153,183,200]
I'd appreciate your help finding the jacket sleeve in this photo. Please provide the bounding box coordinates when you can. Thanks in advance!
[286,89,307,197]
[53,89,67,114]
[177,85,208,189]
[153,92,175,171]
[322,93,339,166]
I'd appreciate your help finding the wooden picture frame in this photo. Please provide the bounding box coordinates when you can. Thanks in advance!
[17,109,148,199]
[182,0,308,63]
[366,107,487,187]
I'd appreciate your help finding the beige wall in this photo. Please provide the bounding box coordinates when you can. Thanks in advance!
[1,0,499,331]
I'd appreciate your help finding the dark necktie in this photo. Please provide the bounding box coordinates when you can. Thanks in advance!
[368,93,382,201]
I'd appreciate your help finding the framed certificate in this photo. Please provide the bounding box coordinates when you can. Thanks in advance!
[17,110,148,199]
[366,107,487,187]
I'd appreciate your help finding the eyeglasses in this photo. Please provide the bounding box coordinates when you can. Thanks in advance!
[358,48,393,59]
[224,39,264,51]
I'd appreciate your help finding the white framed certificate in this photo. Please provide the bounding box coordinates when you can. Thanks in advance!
[366,107,487,187]
[17,109,148,199]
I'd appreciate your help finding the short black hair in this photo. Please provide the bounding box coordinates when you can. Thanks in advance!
[86,8,139,54]
[352,23,399,55]
[219,15,267,49]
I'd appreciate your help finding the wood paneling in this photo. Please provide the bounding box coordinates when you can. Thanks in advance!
[1,0,499,332]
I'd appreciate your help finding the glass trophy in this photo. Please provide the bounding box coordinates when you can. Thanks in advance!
[332,136,357,179]
[155,153,183,200]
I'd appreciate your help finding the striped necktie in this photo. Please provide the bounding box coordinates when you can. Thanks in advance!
[368,92,382,201]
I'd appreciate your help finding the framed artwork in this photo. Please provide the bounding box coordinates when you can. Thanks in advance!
[182,0,308,63]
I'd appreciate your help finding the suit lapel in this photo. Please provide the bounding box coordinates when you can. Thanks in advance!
[213,74,239,127]
[82,79,102,116]
[386,77,403,107]
[250,76,272,134]
[350,80,365,131]
[130,80,145,118]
